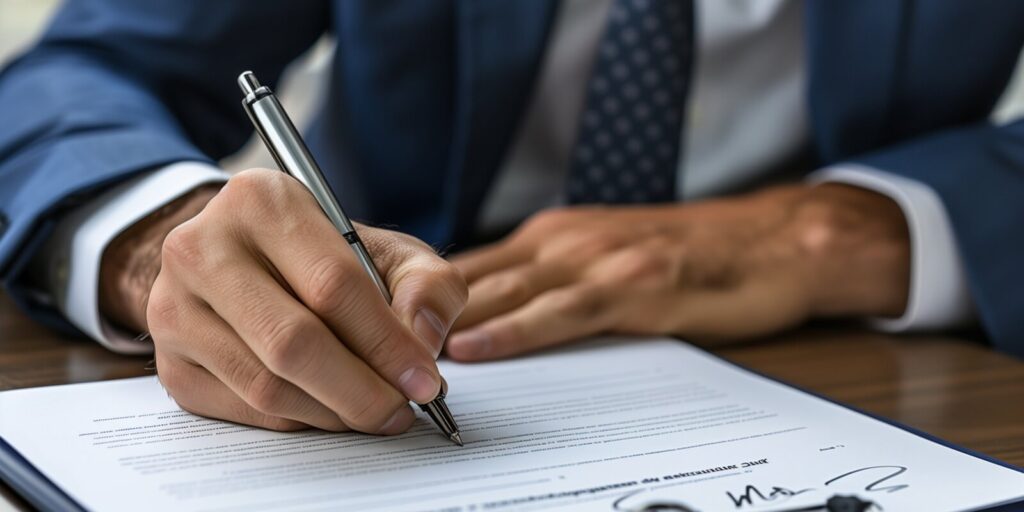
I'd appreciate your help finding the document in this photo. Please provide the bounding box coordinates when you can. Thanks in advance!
[1,338,1021,511]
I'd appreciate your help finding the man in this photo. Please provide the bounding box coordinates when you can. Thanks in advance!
[1,0,1022,435]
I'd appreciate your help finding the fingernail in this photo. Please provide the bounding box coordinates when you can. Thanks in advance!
[399,367,441,403]
[448,331,492,359]
[413,308,447,358]
[377,405,414,435]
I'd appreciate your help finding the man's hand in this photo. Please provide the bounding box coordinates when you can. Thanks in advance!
[447,184,910,361]
[99,169,467,434]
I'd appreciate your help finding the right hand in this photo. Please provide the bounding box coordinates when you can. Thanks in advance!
[99,169,468,434]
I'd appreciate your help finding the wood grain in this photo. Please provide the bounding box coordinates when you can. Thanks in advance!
[0,295,1021,510]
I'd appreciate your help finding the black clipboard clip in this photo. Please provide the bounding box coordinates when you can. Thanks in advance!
[615,492,876,512]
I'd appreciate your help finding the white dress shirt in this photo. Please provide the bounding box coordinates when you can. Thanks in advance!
[40,0,973,352]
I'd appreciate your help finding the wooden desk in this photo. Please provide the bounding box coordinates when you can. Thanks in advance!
[1,295,1022,510]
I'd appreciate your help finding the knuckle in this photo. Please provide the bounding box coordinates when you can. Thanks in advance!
[224,168,283,203]
[536,230,622,264]
[401,259,468,302]
[243,367,292,416]
[522,206,604,235]
[258,316,316,377]
[161,220,206,269]
[390,252,469,318]
[793,200,847,259]
[577,231,621,255]
[218,169,300,222]
[607,247,674,285]
[145,284,180,338]
[520,208,572,235]
[303,258,360,315]
[434,261,469,307]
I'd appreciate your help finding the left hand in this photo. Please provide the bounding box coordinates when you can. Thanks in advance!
[446,184,911,361]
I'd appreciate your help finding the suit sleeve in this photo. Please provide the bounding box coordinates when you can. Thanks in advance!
[0,0,329,328]
[848,117,1024,358]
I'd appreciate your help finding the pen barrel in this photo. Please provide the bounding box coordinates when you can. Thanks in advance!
[348,235,394,304]
[244,94,358,236]
[243,89,392,304]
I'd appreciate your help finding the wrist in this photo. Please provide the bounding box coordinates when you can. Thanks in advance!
[99,185,221,332]
[791,184,911,318]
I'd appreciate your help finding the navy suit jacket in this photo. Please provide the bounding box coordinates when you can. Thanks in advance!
[1,1,1023,356]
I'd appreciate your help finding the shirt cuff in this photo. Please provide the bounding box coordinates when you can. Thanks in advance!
[810,165,975,332]
[43,162,228,353]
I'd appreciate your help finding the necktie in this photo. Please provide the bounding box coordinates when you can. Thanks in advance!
[567,0,694,204]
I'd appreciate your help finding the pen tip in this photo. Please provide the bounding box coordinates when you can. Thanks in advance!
[450,432,464,447]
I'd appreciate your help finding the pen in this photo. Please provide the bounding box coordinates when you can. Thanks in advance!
[237,71,463,446]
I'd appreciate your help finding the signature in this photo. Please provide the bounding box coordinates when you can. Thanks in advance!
[609,465,909,511]
[727,465,908,509]
[727,485,813,507]
[824,465,908,493]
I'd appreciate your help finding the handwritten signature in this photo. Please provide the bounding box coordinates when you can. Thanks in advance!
[728,465,908,508]
[610,465,909,511]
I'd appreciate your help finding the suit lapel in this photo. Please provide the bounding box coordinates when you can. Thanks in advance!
[806,0,908,162]
[444,0,557,245]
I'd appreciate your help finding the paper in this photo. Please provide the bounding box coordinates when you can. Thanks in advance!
[0,338,1021,511]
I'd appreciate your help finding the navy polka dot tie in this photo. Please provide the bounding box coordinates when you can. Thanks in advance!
[567,0,694,204]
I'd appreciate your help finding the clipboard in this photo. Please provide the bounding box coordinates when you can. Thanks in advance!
[1,341,1021,511]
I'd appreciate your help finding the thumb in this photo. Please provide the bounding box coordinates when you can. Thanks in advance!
[358,226,469,358]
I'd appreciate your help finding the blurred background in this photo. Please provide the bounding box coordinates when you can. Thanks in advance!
[4,0,1024,169]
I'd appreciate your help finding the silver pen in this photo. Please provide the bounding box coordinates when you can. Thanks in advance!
[238,71,463,446]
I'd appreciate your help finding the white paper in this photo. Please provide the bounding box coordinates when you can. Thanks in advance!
[0,338,1021,511]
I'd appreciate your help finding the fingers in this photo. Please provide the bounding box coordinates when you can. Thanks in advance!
[155,351,307,432]
[450,240,532,284]
[149,169,462,435]
[360,227,468,359]
[583,243,810,342]
[157,225,419,434]
[162,246,417,434]
[150,292,351,432]
[450,207,618,284]
[211,170,443,405]
[453,262,577,331]
[255,229,443,404]
[446,283,614,361]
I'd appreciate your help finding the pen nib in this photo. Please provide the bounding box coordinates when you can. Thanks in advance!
[450,432,464,447]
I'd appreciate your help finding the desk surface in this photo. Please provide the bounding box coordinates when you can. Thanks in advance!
[1,295,1022,510]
